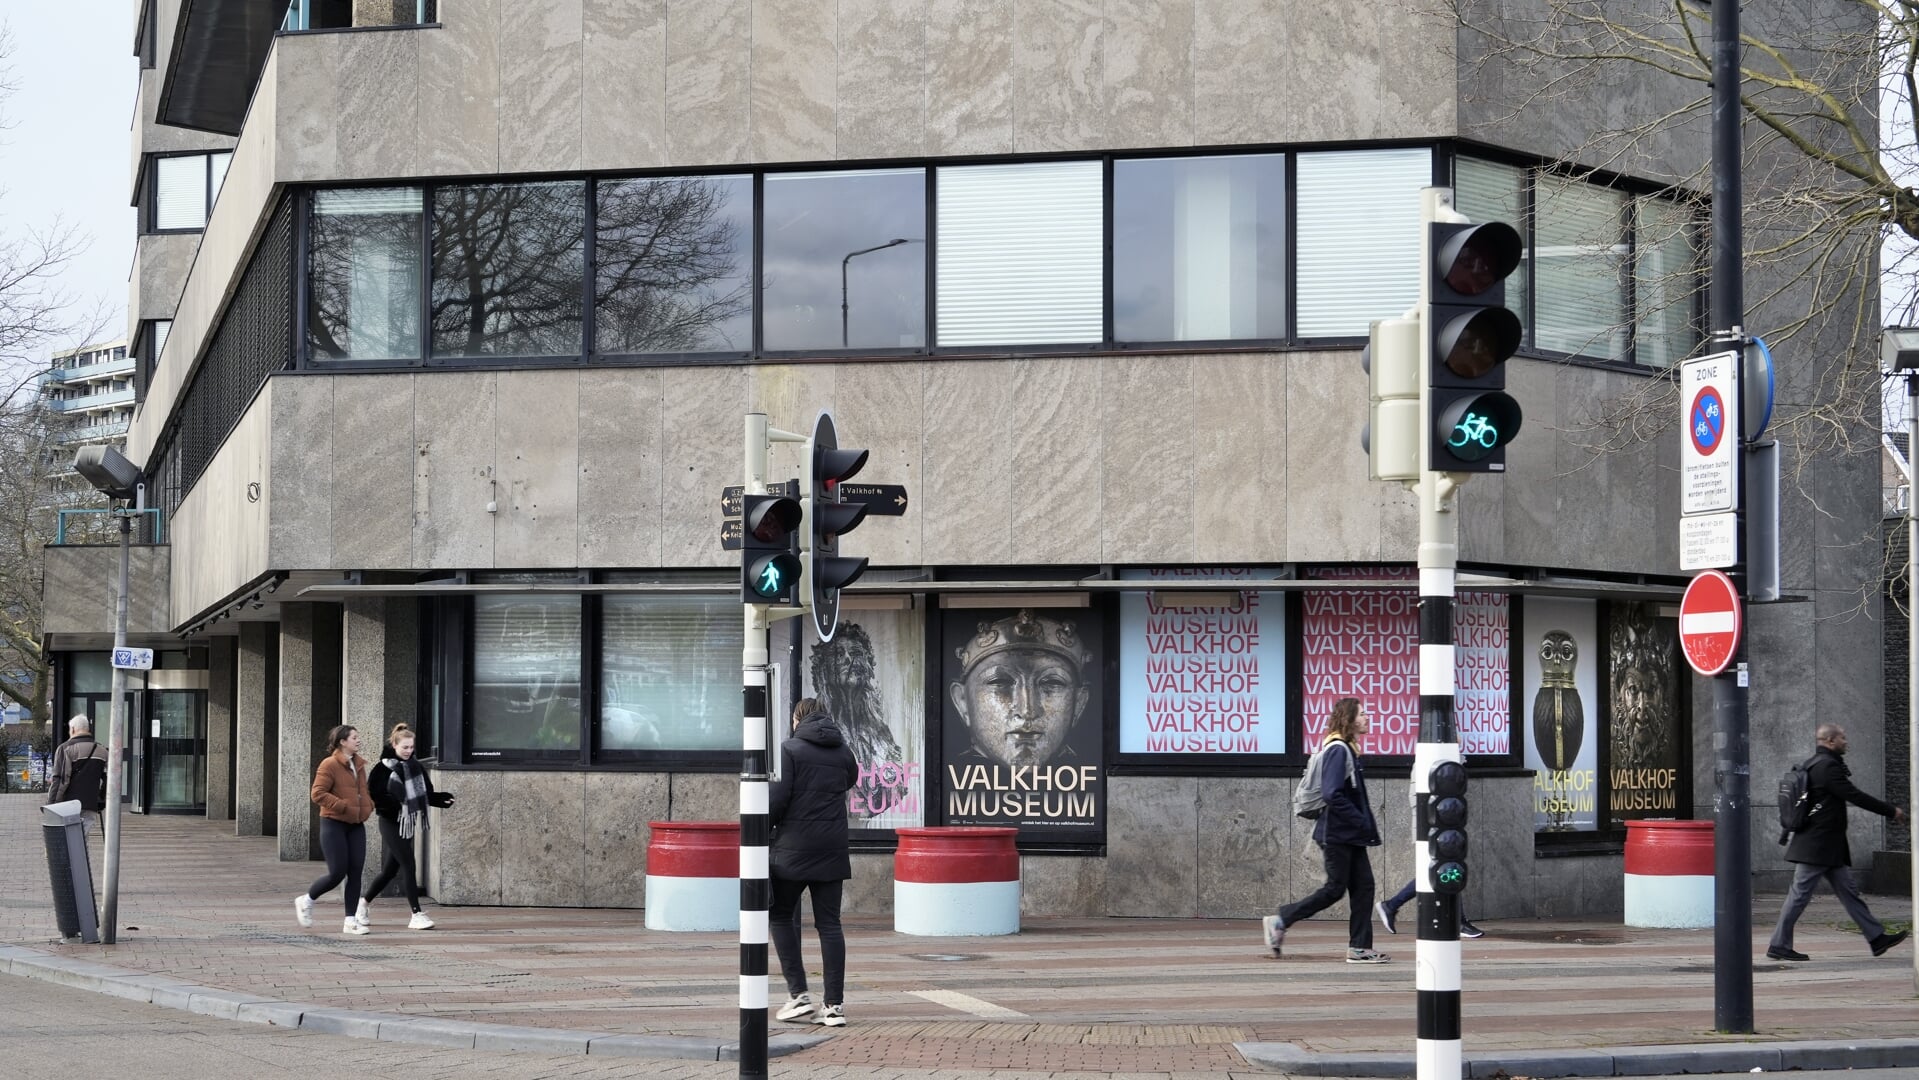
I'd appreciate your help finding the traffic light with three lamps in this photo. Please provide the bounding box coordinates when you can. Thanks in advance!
[740,493,803,605]
[1425,759,1469,896]
[1426,217,1524,473]
[803,412,870,642]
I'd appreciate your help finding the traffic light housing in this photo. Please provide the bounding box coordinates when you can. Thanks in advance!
[740,493,803,605]
[803,412,869,642]
[1426,759,1469,895]
[1427,219,1524,473]
[1362,314,1421,482]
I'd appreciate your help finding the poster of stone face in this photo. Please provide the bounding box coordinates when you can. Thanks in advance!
[1521,597,1600,831]
[939,606,1104,843]
[801,609,924,831]
[1453,592,1511,756]
[1607,601,1684,819]
[1118,568,1286,754]
[1301,567,1419,756]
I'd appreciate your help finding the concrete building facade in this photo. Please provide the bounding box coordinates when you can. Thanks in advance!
[38,0,1888,920]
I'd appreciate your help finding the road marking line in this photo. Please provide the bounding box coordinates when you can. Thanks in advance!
[909,989,1027,1018]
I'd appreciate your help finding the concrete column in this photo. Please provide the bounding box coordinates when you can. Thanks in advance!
[234,623,271,836]
[204,636,237,822]
[343,597,419,898]
[278,603,320,862]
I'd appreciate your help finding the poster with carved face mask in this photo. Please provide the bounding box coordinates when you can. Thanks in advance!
[1521,598,1599,831]
[1607,601,1684,819]
[939,606,1105,844]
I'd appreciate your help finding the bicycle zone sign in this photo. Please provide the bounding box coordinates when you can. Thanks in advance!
[1680,351,1739,515]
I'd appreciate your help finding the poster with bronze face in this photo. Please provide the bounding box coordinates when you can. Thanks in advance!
[939,606,1105,843]
[802,609,925,832]
[1607,601,1684,819]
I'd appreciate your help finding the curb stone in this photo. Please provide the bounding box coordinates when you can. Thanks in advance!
[1236,1038,1919,1076]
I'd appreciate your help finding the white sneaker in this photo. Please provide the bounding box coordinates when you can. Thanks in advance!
[813,1003,845,1027]
[294,894,314,928]
[342,917,370,936]
[775,992,814,1021]
[407,911,436,930]
[354,898,370,926]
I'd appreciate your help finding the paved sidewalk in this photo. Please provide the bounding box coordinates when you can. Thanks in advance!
[5,796,1917,1075]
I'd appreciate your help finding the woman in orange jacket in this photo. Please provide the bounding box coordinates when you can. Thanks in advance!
[295,724,374,935]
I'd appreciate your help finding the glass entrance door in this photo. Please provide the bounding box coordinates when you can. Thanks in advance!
[142,690,205,813]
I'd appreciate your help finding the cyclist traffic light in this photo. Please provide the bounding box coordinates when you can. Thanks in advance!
[1426,217,1524,474]
[740,493,803,605]
[1362,314,1422,482]
[803,411,869,642]
[1425,759,1469,896]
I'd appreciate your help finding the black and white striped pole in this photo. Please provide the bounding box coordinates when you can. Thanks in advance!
[739,413,808,1080]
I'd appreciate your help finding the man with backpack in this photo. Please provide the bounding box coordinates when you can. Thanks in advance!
[1766,723,1909,962]
[47,714,110,831]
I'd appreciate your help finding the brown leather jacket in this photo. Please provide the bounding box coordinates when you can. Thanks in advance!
[311,752,373,823]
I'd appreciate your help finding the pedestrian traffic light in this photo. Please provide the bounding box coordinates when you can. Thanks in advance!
[1426,759,1469,896]
[1426,217,1524,474]
[803,412,869,642]
[1362,314,1421,482]
[740,493,803,605]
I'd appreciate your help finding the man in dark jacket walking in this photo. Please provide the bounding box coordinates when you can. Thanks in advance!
[769,698,859,1027]
[1264,697,1388,964]
[47,714,109,831]
[1766,723,1909,961]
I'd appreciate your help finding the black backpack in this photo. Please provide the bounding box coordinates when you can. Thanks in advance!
[1776,755,1819,842]
[65,752,108,813]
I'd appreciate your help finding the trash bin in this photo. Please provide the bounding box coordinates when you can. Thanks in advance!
[1623,818,1714,929]
[643,821,740,931]
[41,800,99,943]
[893,826,1021,936]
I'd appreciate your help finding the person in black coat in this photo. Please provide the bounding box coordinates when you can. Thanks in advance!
[1264,697,1388,964]
[356,724,454,931]
[768,698,859,1028]
[1766,724,1909,961]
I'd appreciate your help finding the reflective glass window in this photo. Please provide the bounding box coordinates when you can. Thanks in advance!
[763,169,926,351]
[600,593,743,751]
[431,181,586,357]
[308,187,424,361]
[1113,154,1285,342]
[595,175,753,354]
[471,591,582,754]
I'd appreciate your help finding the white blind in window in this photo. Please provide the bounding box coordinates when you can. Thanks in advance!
[154,155,207,230]
[1535,178,1627,360]
[1294,148,1430,337]
[314,187,424,216]
[936,161,1103,346]
[601,595,743,751]
[209,152,232,212]
[153,320,170,363]
[1453,157,1531,337]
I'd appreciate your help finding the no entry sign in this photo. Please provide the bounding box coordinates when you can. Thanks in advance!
[1679,569,1742,677]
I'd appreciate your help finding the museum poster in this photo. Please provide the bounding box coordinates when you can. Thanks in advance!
[802,608,926,831]
[1301,567,1509,758]
[1118,567,1287,754]
[1607,600,1685,820]
[1521,597,1600,831]
[939,606,1105,843]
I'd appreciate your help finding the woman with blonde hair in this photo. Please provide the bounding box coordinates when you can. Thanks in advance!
[357,723,454,930]
[1263,697,1388,963]
[296,725,374,935]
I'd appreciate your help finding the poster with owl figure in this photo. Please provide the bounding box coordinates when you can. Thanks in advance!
[1520,598,1599,831]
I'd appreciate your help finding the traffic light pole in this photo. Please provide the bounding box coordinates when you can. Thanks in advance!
[1708,0,1754,1036]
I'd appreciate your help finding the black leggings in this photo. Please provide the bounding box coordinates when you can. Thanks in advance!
[308,818,366,917]
[770,878,845,1005]
[362,816,422,912]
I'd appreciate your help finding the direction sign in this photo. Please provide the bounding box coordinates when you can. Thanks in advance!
[1680,351,1739,515]
[839,483,908,516]
[1679,569,1742,677]
[111,647,154,671]
[721,480,797,518]
[719,517,743,551]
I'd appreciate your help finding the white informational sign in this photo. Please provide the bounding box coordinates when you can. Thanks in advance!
[111,647,154,671]
[1678,511,1738,570]
[1680,351,1739,515]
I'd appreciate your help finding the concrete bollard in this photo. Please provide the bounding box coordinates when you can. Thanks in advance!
[644,821,739,932]
[1623,819,1714,928]
[893,826,1020,936]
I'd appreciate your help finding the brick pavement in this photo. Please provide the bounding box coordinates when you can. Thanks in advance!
[4,795,1917,1074]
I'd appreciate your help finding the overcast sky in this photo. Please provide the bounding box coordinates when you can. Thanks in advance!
[2,8,137,360]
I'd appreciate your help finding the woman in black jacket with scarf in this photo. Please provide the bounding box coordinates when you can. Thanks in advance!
[358,724,453,930]
[769,698,859,1028]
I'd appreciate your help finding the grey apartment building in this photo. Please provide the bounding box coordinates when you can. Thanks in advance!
[38,0,1887,919]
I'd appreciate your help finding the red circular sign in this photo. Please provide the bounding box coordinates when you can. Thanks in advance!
[1689,386,1726,455]
[1679,570,1741,677]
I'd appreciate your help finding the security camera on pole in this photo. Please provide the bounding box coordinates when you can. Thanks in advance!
[1371,187,1523,1080]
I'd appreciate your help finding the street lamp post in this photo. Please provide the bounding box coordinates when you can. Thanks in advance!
[840,238,911,349]
[72,444,142,946]
[1884,327,1919,995]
